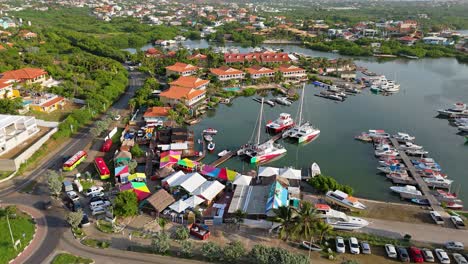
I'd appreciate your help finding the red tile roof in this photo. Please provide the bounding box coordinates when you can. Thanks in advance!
[144,107,171,117]
[166,62,199,73]
[188,53,207,60]
[160,86,206,101]
[224,52,290,64]
[210,66,244,76]
[245,65,275,75]
[399,36,418,42]
[277,65,305,73]
[41,96,64,107]
[169,76,209,89]
[146,48,163,55]
[1,68,47,81]
[0,80,13,89]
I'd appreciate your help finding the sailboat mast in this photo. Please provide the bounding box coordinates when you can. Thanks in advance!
[298,83,305,125]
[256,98,264,146]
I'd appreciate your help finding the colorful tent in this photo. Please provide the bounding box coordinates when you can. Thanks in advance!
[128,173,146,182]
[160,150,181,168]
[177,158,199,169]
[201,165,221,178]
[218,168,238,181]
[120,182,151,201]
[115,165,130,183]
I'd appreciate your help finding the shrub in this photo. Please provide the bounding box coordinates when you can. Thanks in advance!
[180,240,193,258]
[174,226,190,240]
[248,245,308,264]
[308,175,354,195]
[242,88,256,97]
[152,232,170,254]
[223,241,246,263]
[201,242,223,262]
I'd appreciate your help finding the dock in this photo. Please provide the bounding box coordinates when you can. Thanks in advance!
[389,138,450,220]
[209,151,236,166]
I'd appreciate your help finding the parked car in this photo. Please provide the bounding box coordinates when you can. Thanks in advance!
[79,213,90,227]
[71,201,82,212]
[453,253,468,264]
[360,241,371,254]
[89,196,104,204]
[430,211,445,225]
[137,130,144,137]
[91,206,106,216]
[446,241,465,251]
[90,192,105,198]
[85,186,104,197]
[385,244,397,259]
[66,190,80,201]
[42,200,52,210]
[422,248,435,263]
[90,200,111,210]
[435,248,451,264]
[450,216,466,229]
[397,247,410,262]
[335,236,345,253]
[409,246,424,263]
[348,237,360,254]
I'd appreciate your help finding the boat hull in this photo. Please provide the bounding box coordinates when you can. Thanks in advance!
[250,149,287,164]
[266,123,294,133]
[298,130,320,144]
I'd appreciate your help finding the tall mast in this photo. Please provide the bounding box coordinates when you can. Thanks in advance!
[256,98,264,146]
[298,83,305,125]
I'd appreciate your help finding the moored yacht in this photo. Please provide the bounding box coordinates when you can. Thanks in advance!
[393,132,415,142]
[266,113,294,133]
[325,190,367,210]
[437,102,468,117]
[315,204,369,230]
[390,185,422,196]
[424,175,453,189]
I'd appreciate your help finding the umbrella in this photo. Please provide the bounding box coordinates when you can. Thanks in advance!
[169,199,189,213]
[120,182,151,201]
[160,150,181,168]
[184,196,205,208]
[233,175,253,186]
[177,158,199,169]
[201,165,221,178]
[218,168,237,181]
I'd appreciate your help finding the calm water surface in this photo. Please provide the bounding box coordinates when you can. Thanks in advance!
[131,40,468,203]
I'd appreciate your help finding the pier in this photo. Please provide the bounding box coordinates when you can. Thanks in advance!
[389,138,449,220]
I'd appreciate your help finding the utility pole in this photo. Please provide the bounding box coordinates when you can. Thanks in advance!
[6,214,16,250]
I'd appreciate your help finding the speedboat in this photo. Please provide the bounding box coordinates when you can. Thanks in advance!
[415,163,441,171]
[424,176,453,189]
[419,169,447,178]
[377,166,407,175]
[405,149,428,156]
[374,143,393,151]
[379,159,405,167]
[310,163,321,178]
[275,97,292,106]
[446,202,463,210]
[400,142,423,150]
[203,134,213,142]
[390,185,422,196]
[207,141,215,152]
[266,113,295,133]
[393,132,415,142]
[202,128,218,135]
[355,133,373,142]
[458,126,468,133]
[315,204,369,230]
[325,190,366,211]
[411,198,430,205]
[217,150,230,157]
[435,189,461,202]
[375,149,399,157]
[265,100,276,107]
[437,102,468,117]
[367,130,390,139]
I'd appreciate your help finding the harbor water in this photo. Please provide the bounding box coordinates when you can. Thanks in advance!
[131,40,468,204]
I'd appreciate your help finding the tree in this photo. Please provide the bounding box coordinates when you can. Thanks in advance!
[128,160,138,173]
[174,225,189,240]
[233,209,247,230]
[0,98,23,115]
[271,206,296,241]
[180,240,193,258]
[157,217,169,233]
[201,242,222,262]
[67,209,83,229]
[47,170,62,197]
[113,190,138,217]
[151,232,170,254]
[130,144,144,157]
[290,201,318,241]
[223,240,246,263]
[314,221,333,243]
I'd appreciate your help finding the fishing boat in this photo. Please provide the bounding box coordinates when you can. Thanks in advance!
[424,176,453,189]
[203,134,213,142]
[266,113,295,133]
[411,198,430,205]
[446,202,463,210]
[310,163,321,178]
[325,190,367,210]
[390,185,422,196]
[275,97,292,106]
[437,102,468,117]
[393,132,415,142]
[202,128,218,135]
[217,150,230,157]
[301,241,322,252]
[283,84,321,144]
[237,98,287,164]
[207,142,215,152]
[315,204,369,230]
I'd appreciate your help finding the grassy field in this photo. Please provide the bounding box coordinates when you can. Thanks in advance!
[0,171,14,180]
[0,210,36,264]
[96,220,114,234]
[51,253,93,264]
[29,103,80,122]
[82,238,110,249]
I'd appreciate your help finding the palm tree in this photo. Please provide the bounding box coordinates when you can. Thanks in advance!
[314,221,333,243]
[233,209,247,230]
[289,201,318,241]
[271,206,296,241]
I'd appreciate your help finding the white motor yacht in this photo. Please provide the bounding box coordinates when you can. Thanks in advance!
[325,190,367,210]
[315,204,369,230]
[424,175,453,189]
[393,132,415,142]
[400,142,423,150]
[390,185,422,196]
[437,102,468,117]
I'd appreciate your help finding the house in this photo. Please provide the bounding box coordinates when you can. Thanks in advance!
[398,36,418,46]
[188,53,207,61]
[143,106,171,126]
[0,114,39,155]
[209,66,245,81]
[246,66,276,79]
[0,17,16,29]
[277,65,307,80]
[159,76,210,107]
[224,52,290,64]
[29,94,66,113]
[0,68,48,85]
[18,30,37,39]
[423,36,454,46]
[165,62,199,77]
[145,48,163,58]
[0,79,19,99]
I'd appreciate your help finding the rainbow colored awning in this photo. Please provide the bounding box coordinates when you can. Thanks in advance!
[160,150,182,168]
[120,181,151,201]
[177,158,199,169]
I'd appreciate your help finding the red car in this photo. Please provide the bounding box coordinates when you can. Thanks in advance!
[409,246,424,263]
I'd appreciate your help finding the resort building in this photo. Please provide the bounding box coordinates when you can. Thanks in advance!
[188,53,207,61]
[145,48,164,58]
[143,106,171,126]
[209,66,245,81]
[159,76,209,107]
[0,67,48,86]
[0,79,19,98]
[224,52,290,64]
[277,65,307,80]
[423,36,454,46]
[29,94,66,113]
[165,62,199,77]
[245,65,276,79]
[0,114,39,155]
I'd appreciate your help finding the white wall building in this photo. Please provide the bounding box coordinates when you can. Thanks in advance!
[0,114,39,155]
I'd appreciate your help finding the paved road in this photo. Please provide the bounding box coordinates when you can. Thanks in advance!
[362,217,468,244]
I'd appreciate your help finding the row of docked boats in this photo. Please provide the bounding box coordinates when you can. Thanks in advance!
[202,128,217,152]
[436,102,468,136]
[314,84,362,102]
[356,129,463,209]
[365,75,401,93]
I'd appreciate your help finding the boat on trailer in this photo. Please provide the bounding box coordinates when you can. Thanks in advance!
[301,241,322,252]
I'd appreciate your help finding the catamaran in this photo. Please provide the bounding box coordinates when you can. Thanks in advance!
[237,98,287,164]
[266,113,295,133]
[283,84,320,143]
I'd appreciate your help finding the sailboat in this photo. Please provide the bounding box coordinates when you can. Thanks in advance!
[282,84,320,143]
[237,98,287,164]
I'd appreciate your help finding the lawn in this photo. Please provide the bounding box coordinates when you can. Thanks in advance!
[51,253,93,264]
[96,220,114,234]
[81,238,110,249]
[29,103,80,122]
[0,171,14,181]
[0,210,36,264]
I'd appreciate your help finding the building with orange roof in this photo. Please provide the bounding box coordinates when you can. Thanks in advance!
[245,66,276,79]
[188,53,207,60]
[0,79,18,99]
[18,30,37,39]
[209,66,245,81]
[143,106,172,126]
[29,94,66,113]
[0,67,48,85]
[145,48,164,58]
[165,62,199,77]
[168,76,209,90]
[277,65,307,80]
[160,76,210,107]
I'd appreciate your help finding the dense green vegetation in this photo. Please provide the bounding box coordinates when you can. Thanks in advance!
[308,175,354,195]
[207,23,265,47]
[51,253,93,264]
[0,98,23,115]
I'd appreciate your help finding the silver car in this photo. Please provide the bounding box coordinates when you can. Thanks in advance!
[335,236,345,253]
[422,248,435,263]
[453,253,468,264]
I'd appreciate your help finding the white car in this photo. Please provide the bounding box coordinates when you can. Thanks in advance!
[90,200,111,210]
[453,253,468,264]
[348,237,360,254]
[422,248,435,262]
[435,248,451,264]
[91,206,106,216]
[446,241,464,251]
[66,191,80,201]
[335,236,345,253]
[90,192,105,198]
[385,244,397,259]
[85,186,104,197]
